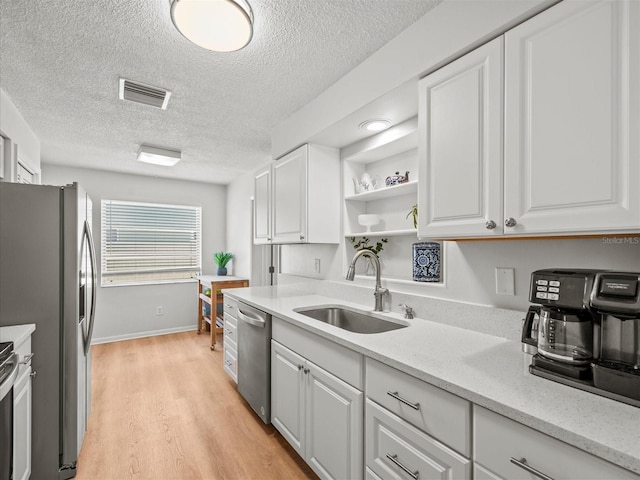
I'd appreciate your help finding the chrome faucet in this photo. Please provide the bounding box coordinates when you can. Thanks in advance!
[346,250,388,312]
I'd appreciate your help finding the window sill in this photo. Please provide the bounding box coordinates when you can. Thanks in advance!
[100,278,199,288]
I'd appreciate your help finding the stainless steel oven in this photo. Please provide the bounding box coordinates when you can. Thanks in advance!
[0,342,17,480]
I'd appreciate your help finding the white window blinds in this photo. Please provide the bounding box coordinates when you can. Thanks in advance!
[101,200,201,285]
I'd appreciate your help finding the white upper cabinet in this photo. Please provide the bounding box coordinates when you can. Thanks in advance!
[253,165,272,244]
[418,0,640,239]
[418,37,504,238]
[503,0,640,235]
[273,146,309,243]
[269,144,340,244]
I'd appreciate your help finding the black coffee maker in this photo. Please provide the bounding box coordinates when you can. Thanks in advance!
[522,269,640,407]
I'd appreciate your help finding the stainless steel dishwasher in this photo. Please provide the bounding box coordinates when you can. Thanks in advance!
[236,302,272,424]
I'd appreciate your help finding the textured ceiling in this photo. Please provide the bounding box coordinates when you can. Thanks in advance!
[0,0,442,184]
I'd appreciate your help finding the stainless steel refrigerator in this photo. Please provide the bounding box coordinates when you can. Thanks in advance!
[0,182,97,480]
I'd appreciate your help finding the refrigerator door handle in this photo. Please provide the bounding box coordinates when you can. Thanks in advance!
[83,220,97,355]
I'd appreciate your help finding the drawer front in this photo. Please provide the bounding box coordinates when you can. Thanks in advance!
[224,316,238,350]
[223,345,238,383]
[474,406,639,480]
[366,399,471,480]
[474,462,503,480]
[365,358,471,456]
[223,296,239,318]
[366,467,384,480]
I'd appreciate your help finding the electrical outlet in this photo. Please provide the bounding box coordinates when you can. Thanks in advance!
[495,268,515,296]
[156,306,164,316]
[314,258,321,273]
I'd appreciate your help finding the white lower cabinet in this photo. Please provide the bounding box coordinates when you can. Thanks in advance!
[474,406,640,480]
[13,366,31,480]
[222,298,239,383]
[12,332,33,480]
[271,331,363,480]
[365,358,471,480]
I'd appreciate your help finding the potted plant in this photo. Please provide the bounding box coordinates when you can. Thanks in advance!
[348,237,388,275]
[406,204,418,229]
[214,252,233,276]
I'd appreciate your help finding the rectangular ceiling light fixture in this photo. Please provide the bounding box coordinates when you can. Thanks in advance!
[136,145,181,166]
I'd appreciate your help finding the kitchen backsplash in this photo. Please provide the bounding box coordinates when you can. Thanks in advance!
[279,236,640,313]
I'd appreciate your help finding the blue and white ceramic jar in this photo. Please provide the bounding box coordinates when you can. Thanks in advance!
[412,242,440,282]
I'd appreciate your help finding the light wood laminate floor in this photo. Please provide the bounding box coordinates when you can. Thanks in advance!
[75,331,317,480]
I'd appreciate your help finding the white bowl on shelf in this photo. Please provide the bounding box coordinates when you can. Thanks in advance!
[358,214,380,232]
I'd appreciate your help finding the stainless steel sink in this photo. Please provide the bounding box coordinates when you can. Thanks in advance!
[294,305,408,334]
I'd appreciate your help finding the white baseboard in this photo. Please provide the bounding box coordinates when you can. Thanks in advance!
[91,325,197,345]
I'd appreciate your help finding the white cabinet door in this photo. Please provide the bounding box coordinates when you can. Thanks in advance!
[418,37,504,238]
[272,339,364,480]
[504,0,640,235]
[271,340,306,456]
[253,165,272,244]
[306,361,363,480]
[13,366,32,480]
[272,145,308,243]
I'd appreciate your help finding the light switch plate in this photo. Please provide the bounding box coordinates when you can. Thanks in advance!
[496,268,515,296]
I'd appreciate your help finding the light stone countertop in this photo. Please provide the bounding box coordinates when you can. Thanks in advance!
[0,324,36,346]
[223,285,640,475]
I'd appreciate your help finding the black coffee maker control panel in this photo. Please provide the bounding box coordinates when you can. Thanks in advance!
[591,272,640,317]
[529,269,600,310]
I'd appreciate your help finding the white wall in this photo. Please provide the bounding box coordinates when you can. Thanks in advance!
[41,164,226,343]
[225,170,254,279]
[0,88,41,181]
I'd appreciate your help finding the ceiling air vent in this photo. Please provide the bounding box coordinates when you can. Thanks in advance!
[119,78,171,110]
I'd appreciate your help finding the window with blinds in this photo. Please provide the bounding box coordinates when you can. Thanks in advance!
[101,200,201,286]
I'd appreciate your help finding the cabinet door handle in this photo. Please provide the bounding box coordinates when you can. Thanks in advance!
[303,367,310,374]
[299,234,305,240]
[510,457,555,480]
[505,217,518,227]
[485,220,496,230]
[386,454,419,480]
[297,364,304,371]
[387,391,420,410]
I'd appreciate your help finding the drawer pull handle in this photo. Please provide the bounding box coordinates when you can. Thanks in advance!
[387,391,420,410]
[386,454,419,480]
[19,353,35,365]
[510,457,555,480]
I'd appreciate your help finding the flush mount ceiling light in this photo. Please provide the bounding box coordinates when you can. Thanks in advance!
[137,145,182,166]
[170,0,254,52]
[359,119,392,132]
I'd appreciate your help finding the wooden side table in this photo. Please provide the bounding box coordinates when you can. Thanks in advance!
[197,275,249,350]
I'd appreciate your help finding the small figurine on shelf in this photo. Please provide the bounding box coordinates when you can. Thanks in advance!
[214,252,233,276]
[385,171,410,187]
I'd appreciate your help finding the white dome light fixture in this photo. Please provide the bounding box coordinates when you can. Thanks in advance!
[170,0,254,52]
[359,119,392,132]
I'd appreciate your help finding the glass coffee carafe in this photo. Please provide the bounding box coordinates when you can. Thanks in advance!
[537,308,593,364]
